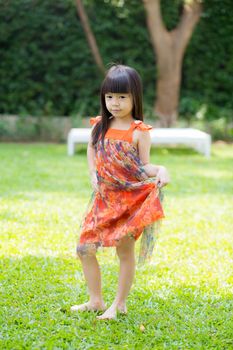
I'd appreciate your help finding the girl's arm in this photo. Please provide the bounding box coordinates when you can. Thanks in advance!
[138,130,170,187]
[87,140,96,176]
[87,131,98,191]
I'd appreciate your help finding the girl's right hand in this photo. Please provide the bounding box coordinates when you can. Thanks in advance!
[90,172,99,192]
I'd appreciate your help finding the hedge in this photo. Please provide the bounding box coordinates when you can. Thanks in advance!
[0,0,232,120]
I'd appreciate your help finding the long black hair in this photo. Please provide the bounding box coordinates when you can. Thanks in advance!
[91,64,144,147]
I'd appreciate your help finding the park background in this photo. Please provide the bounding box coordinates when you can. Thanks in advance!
[0,0,232,141]
[0,1,233,349]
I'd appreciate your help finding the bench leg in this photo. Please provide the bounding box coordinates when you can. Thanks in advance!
[204,136,211,158]
[68,139,75,156]
[193,139,211,158]
[193,142,203,155]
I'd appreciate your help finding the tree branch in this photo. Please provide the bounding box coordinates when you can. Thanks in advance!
[142,0,168,51]
[173,0,202,54]
[75,0,105,74]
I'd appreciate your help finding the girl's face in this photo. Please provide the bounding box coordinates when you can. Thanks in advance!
[105,92,133,120]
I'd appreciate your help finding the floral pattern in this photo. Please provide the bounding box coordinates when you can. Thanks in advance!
[77,116,164,264]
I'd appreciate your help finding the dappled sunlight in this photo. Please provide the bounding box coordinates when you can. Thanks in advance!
[0,143,232,348]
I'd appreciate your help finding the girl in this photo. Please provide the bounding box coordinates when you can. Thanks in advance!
[71,64,170,320]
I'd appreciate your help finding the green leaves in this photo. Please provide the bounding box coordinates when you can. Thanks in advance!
[1,0,232,118]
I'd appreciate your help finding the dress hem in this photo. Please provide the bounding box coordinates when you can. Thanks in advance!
[78,213,164,250]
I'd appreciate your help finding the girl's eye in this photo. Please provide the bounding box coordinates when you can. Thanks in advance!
[106,95,112,99]
[119,96,126,99]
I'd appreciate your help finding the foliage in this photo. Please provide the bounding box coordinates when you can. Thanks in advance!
[178,98,233,141]
[0,0,232,119]
[182,0,233,112]
[0,143,233,349]
[0,113,232,142]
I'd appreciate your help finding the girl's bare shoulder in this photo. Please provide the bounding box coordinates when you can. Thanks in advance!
[132,120,152,145]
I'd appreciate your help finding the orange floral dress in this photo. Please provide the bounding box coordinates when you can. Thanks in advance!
[77,116,165,264]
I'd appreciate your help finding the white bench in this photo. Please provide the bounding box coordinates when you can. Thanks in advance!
[67,128,211,158]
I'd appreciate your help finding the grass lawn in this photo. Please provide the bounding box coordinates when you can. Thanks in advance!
[0,142,233,350]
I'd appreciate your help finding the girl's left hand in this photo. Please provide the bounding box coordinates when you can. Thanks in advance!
[155,166,170,188]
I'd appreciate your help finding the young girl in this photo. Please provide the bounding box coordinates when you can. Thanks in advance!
[71,64,170,320]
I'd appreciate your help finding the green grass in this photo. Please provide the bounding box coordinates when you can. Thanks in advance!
[0,143,233,350]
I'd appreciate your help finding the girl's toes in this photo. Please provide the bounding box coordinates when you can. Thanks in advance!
[117,305,127,314]
[70,302,90,312]
[71,302,106,312]
[96,308,117,320]
[97,314,116,320]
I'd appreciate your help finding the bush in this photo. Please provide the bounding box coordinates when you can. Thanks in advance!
[0,0,232,118]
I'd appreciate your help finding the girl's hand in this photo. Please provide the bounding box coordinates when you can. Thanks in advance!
[90,172,99,192]
[155,166,170,188]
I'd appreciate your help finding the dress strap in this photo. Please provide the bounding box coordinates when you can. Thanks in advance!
[131,120,153,131]
[122,120,152,143]
[90,116,102,126]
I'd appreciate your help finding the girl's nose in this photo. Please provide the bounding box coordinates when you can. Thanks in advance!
[112,97,120,105]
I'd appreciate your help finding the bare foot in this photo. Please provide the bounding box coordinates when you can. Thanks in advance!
[118,304,127,315]
[96,303,127,320]
[96,304,117,320]
[70,301,106,312]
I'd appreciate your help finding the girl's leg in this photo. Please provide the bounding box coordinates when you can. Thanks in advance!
[71,244,106,312]
[97,236,135,319]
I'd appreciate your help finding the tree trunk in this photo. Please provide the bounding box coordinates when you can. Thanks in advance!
[155,41,183,126]
[75,0,105,75]
[143,0,202,126]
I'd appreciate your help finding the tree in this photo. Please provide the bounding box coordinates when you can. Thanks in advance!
[76,0,202,126]
[75,0,105,75]
[142,0,202,126]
